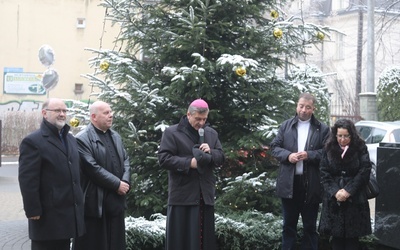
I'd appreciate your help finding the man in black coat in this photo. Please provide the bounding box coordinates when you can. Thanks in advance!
[158,99,225,250]
[73,100,131,250]
[18,98,85,250]
[270,93,329,250]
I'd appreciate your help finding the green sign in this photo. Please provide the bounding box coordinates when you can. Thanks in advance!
[3,72,46,95]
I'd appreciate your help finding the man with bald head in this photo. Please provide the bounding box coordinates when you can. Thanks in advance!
[73,100,131,250]
[19,98,85,250]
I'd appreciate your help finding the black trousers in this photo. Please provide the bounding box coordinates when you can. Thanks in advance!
[31,239,70,250]
[332,237,359,250]
[72,212,126,250]
[281,175,319,250]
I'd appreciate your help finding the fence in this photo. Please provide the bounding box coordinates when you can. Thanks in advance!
[0,112,42,154]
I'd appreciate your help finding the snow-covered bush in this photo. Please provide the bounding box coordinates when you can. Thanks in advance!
[215,211,282,250]
[377,65,400,121]
[124,212,378,249]
[125,214,166,250]
[124,211,283,250]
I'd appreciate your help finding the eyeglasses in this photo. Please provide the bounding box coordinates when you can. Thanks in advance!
[45,109,68,114]
[336,134,351,139]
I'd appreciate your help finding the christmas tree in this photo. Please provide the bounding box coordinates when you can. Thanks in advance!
[80,0,332,218]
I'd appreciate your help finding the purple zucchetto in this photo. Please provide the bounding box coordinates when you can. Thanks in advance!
[189,99,209,109]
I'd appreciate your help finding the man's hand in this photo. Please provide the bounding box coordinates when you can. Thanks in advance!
[199,143,211,153]
[288,151,308,163]
[117,181,130,195]
[190,158,197,169]
[29,215,40,220]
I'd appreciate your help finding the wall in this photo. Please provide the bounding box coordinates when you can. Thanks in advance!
[0,100,42,112]
[0,0,120,104]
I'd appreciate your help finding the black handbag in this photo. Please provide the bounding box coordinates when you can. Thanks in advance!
[339,168,379,200]
[365,170,379,199]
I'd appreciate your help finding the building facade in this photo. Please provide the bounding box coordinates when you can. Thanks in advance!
[288,0,400,122]
[2,0,400,119]
[0,0,119,111]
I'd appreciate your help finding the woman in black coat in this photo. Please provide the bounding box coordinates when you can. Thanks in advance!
[318,119,372,250]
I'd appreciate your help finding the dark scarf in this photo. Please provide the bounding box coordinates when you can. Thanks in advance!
[179,115,200,144]
[328,143,359,165]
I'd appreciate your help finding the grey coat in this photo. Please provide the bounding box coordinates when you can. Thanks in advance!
[270,114,329,203]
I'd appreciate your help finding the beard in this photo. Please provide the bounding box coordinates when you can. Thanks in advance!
[54,120,66,130]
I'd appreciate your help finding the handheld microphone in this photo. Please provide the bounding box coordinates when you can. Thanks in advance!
[198,128,204,144]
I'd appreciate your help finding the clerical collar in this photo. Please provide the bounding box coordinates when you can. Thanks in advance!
[93,124,109,134]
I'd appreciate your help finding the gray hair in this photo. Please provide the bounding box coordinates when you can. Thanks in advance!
[187,105,209,115]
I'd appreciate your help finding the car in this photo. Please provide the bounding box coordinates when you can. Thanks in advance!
[355,120,400,166]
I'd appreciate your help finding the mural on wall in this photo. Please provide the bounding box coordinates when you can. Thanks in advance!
[0,100,89,112]
[0,100,43,112]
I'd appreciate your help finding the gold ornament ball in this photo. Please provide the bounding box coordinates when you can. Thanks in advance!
[271,10,279,19]
[316,31,325,40]
[273,28,283,39]
[236,67,246,77]
[99,61,110,71]
[69,117,80,127]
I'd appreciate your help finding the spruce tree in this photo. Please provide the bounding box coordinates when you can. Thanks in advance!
[79,0,331,217]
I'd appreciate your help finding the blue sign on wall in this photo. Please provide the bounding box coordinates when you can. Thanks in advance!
[4,67,23,73]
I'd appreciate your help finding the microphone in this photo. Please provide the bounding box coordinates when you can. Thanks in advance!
[198,128,204,144]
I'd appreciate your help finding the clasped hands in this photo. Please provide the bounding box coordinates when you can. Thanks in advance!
[191,143,211,169]
[335,189,350,202]
[288,151,308,164]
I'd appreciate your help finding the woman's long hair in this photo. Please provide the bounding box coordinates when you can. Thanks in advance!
[325,119,365,153]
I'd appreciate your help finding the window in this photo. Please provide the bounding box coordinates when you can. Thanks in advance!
[357,126,386,144]
[332,0,350,11]
[140,50,151,62]
[370,129,386,144]
[335,33,344,60]
[74,83,84,94]
[77,18,86,29]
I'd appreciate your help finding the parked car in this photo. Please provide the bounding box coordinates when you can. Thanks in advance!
[355,120,400,166]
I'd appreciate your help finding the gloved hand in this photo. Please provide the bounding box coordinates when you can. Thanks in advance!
[192,144,212,173]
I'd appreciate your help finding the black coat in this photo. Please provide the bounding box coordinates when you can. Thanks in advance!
[18,119,85,240]
[75,123,131,218]
[270,114,329,203]
[158,116,225,206]
[318,144,372,238]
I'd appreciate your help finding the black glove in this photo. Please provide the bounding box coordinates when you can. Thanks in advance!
[192,144,212,173]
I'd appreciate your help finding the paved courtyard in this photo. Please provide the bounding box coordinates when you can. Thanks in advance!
[0,156,30,250]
